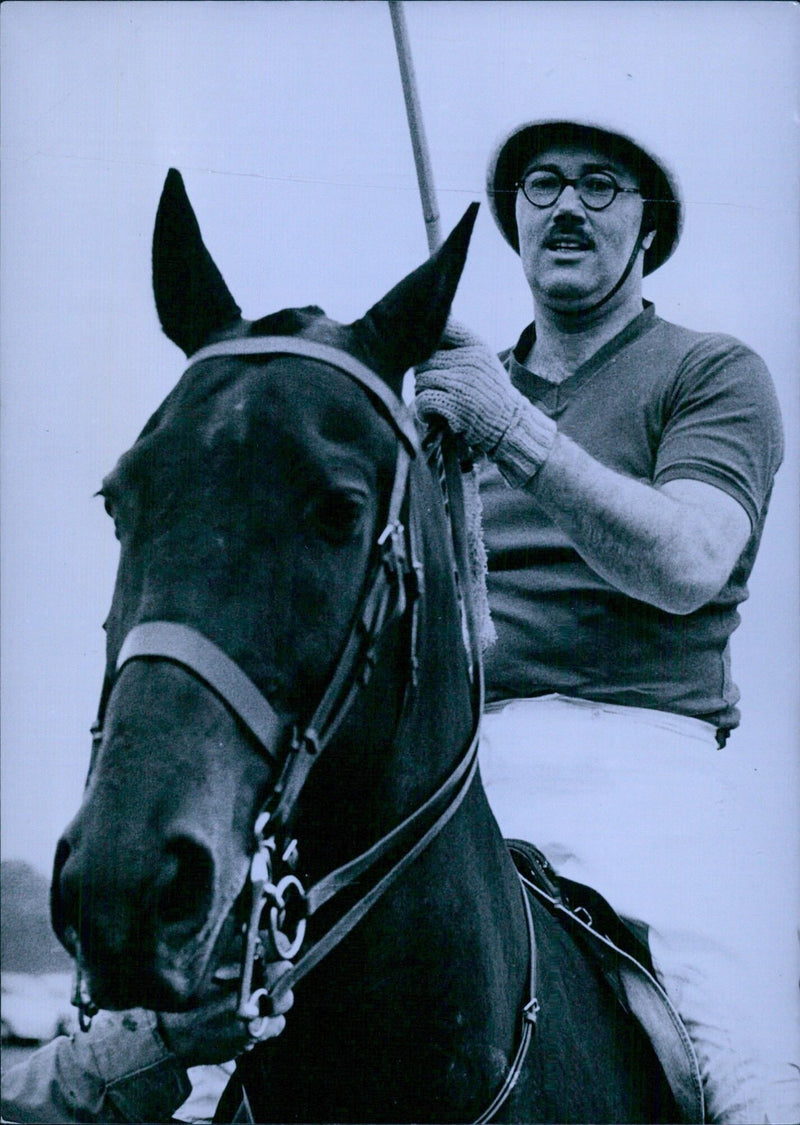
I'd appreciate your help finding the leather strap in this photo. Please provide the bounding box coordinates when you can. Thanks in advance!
[185,336,421,455]
[472,876,539,1124]
[437,432,482,686]
[268,730,481,1010]
[268,443,413,830]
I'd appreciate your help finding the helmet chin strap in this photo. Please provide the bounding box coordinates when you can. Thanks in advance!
[558,222,650,319]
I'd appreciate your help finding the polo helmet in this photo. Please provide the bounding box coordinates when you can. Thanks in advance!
[486,118,683,276]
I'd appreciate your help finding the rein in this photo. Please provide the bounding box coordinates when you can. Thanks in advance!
[82,336,537,1123]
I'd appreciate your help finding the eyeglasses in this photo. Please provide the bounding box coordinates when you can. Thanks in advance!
[516,169,641,212]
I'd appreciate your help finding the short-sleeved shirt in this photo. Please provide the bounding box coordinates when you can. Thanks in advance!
[480,303,784,732]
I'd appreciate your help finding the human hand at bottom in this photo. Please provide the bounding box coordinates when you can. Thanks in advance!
[157,960,294,1066]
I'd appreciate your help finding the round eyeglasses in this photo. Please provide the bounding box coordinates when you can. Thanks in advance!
[517,170,641,212]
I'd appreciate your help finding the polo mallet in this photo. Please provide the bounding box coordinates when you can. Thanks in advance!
[388,0,485,676]
[388,0,442,255]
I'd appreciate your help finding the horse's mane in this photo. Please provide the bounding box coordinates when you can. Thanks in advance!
[461,463,496,652]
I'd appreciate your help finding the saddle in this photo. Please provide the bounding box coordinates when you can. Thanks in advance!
[508,838,705,1124]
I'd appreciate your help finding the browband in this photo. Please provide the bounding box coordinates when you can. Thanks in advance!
[186,336,420,456]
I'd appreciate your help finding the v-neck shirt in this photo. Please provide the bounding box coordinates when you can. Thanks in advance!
[479,303,783,731]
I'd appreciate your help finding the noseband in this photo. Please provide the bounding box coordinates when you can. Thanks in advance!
[83,337,484,1015]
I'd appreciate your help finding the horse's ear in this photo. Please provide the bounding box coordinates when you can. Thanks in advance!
[352,203,479,392]
[152,169,242,357]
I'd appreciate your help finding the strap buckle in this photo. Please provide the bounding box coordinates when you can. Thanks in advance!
[378,518,408,580]
[522,996,540,1025]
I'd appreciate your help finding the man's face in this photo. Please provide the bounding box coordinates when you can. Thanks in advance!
[515,141,653,311]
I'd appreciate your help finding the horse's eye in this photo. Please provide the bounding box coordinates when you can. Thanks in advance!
[99,491,121,540]
[311,490,365,543]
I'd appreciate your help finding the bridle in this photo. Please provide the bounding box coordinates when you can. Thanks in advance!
[78,335,538,1123]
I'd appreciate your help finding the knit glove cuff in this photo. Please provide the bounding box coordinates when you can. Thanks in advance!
[494,399,557,487]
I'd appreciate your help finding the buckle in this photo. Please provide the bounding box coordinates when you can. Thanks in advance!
[573,905,593,928]
[523,997,540,1025]
[291,725,321,757]
[262,873,307,961]
[378,520,407,579]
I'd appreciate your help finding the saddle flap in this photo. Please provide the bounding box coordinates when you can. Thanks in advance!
[507,839,705,1124]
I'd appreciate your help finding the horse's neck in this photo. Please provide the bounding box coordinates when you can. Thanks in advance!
[258,777,528,1122]
[333,463,530,1112]
[355,786,529,1116]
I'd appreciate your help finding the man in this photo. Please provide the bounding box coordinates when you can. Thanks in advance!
[415,119,795,1123]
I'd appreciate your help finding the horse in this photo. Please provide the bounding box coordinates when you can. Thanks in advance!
[51,169,697,1123]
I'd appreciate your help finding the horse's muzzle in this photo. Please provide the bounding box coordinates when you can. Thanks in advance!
[50,657,274,1011]
[51,815,225,1010]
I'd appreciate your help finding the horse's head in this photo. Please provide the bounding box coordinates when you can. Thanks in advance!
[51,170,478,1015]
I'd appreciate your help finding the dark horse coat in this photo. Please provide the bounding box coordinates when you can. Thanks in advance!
[52,170,698,1123]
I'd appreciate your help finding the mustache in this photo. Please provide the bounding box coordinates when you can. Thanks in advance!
[543,221,594,250]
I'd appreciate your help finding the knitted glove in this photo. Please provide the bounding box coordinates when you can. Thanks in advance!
[415,320,557,487]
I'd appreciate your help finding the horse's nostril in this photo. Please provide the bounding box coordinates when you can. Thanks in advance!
[157,836,215,942]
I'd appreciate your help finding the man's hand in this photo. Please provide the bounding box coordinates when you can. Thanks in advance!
[415,321,556,484]
[415,320,520,453]
[157,961,294,1066]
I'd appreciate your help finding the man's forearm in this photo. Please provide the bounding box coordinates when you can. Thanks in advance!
[1,1011,191,1123]
[415,324,749,613]
[523,430,739,614]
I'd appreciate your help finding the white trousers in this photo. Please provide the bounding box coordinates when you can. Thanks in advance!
[480,695,800,1124]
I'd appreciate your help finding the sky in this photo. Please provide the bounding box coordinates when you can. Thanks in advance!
[1,0,797,984]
